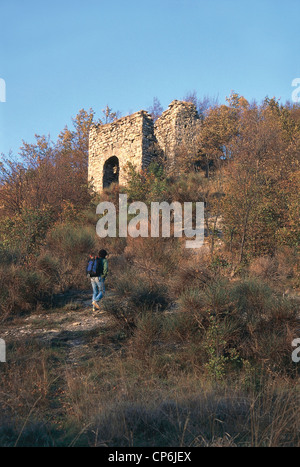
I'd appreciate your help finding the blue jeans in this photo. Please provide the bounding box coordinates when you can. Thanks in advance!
[91,277,105,302]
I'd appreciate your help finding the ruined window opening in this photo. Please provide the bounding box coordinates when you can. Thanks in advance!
[103,156,119,188]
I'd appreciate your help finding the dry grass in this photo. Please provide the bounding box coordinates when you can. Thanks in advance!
[0,222,299,447]
[0,301,299,447]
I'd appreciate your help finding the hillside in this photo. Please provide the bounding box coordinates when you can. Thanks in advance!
[0,95,299,447]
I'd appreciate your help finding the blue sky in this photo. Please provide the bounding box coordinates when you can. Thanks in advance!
[0,0,299,156]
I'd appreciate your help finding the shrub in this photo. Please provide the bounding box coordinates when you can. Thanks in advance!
[179,287,205,313]
[0,265,49,319]
[0,246,21,265]
[201,278,232,314]
[0,207,55,257]
[230,279,275,323]
[43,223,97,290]
[129,280,169,312]
[249,256,278,280]
[162,311,202,344]
[228,278,298,373]
[103,264,170,332]
[128,311,164,360]
[46,223,96,260]
[35,253,60,287]
[101,295,132,330]
[124,236,185,279]
[168,252,212,299]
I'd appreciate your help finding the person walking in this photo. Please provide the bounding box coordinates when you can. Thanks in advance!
[87,250,108,312]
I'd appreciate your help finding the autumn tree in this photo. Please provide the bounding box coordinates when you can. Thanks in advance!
[183,90,219,119]
[222,99,300,262]
[99,105,121,124]
[0,108,100,257]
[196,92,248,178]
[55,108,96,209]
[0,154,27,215]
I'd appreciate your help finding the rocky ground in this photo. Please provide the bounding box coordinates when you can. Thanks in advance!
[0,289,113,363]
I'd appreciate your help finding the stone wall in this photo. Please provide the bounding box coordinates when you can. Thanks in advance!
[155,100,200,170]
[88,100,200,192]
[88,110,155,192]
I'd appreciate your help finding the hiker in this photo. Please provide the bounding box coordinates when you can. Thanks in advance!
[86,250,108,312]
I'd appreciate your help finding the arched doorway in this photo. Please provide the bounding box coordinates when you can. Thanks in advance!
[103,156,119,189]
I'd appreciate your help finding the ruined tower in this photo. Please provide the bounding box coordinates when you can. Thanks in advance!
[88,100,200,192]
[154,100,200,170]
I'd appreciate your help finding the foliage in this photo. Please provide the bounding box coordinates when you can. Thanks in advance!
[0,206,55,257]
[124,161,168,202]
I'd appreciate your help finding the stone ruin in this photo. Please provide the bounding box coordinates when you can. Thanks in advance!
[88,100,200,192]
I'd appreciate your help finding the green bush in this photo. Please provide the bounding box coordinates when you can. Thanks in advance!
[230,279,276,323]
[0,207,55,257]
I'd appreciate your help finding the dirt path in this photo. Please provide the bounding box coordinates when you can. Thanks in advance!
[0,289,112,362]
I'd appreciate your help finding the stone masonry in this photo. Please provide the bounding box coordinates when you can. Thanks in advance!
[88,100,200,192]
